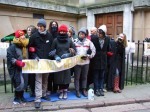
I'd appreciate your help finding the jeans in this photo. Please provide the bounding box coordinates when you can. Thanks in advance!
[93,69,105,90]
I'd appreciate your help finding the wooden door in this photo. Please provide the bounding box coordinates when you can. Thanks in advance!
[95,12,123,38]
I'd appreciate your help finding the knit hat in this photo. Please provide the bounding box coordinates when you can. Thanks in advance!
[37,19,46,28]
[78,27,87,35]
[98,25,107,34]
[69,25,75,35]
[15,30,25,38]
[58,24,68,33]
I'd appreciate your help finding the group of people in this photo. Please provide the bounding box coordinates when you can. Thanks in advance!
[6,18,127,108]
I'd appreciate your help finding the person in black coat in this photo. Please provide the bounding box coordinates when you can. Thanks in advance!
[87,27,98,88]
[7,30,29,104]
[26,25,37,97]
[47,20,59,95]
[29,19,53,108]
[91,25,111,96]
[106,37,116,91]
[51,24,76,100]
[114,33,127,92]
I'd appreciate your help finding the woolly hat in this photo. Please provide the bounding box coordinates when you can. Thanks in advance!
[37,19,46,28]
[15,30,25,38]
[69,25,75,35]
[78,27,87,35]
[98,25,107,34]
[58,24,68,33]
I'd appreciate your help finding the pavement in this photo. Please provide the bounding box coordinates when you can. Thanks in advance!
[1,83,150,112]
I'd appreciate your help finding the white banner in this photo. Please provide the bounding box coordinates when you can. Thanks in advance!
[22,55,86,73]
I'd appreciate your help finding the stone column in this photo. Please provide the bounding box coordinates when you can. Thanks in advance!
[123,4,134,41]
[86,9,95,34]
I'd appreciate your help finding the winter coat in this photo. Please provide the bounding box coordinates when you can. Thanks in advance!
[74,38,96,65]
[29,31,53,59]
[7,44,28,91]
[91,35,110,70]
[107,38,117,90]
[116,41,125,90]
[51,34,76,84]
[107,39,126,90]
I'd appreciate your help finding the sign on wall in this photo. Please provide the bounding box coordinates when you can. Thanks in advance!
[0,42,9,58]
[144,42,150,56]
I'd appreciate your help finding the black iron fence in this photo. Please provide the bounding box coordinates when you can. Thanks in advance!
[0,40,150,93]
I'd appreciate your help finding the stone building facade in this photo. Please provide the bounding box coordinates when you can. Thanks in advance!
[0,0,150,41]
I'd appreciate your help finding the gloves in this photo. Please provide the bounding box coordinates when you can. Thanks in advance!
[15,60,25,67]
[107,52,113,57]
[61,53,71,59]
[81,55,88,60]
[87,49,92,55]
[1,36,14,42]
[69,48,75,56]
[55,56,61,62]
[49,49,56,57]
[29,47,36,53]
[35,57,40,61]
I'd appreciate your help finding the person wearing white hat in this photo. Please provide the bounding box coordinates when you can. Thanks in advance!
[90,24,111,96]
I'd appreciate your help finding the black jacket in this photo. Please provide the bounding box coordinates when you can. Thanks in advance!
[7,44,28,91]
[91,36,110,70]
[51,34,76,84]
[29,31,53,59]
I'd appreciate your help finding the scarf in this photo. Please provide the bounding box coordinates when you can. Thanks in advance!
[38,29,47,35]
[13,38,29,59]
[57,34,68,43]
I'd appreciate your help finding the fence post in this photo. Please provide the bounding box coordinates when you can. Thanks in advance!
[126,40,130,85]
[3,59,7,93]
[136,40,140,84]
[140,41,144,83]
[131,40,135,85]
[146,56,149,82]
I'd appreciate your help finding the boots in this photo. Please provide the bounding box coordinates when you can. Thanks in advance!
[59,90,63,99]
[113,76,122,93]
[59,89,68,99]
[76,90,81,98]
[14,91,21,104]
[63,89,68,99]
[82,89,87,97]
[20,91,27,102]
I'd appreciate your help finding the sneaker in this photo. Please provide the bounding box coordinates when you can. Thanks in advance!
[63,91,68,99]
[13,97,21,104]
[59,92,63,99]
[41,96,51,101]
[99,89,104,96]
[94,90,101,97]
[35,102,41,108]
[103,89,107,92]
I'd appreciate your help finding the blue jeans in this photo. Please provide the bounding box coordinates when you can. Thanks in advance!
[93,69,105,90]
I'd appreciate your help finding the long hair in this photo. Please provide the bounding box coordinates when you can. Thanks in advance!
[116,33,128,48]
[48,20,58,33]
[122,33,127,47]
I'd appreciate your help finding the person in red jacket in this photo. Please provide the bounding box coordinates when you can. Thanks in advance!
[7,30,29,104]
